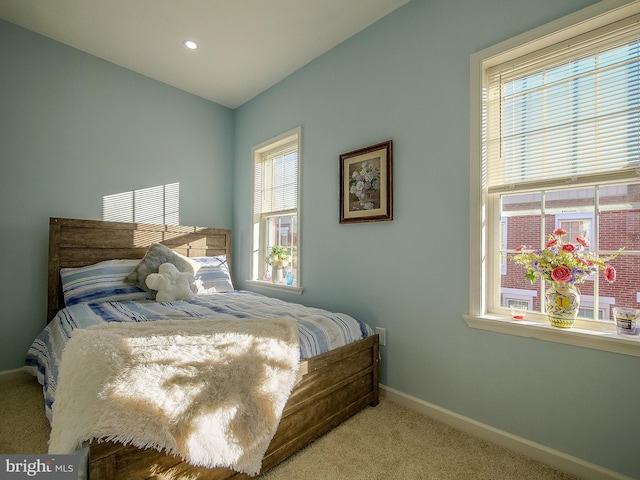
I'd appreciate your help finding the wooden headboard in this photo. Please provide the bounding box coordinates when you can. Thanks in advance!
[47,217,232,323]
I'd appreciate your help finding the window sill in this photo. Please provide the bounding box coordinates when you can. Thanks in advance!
[463,313,640,357]
[246,280,304,295]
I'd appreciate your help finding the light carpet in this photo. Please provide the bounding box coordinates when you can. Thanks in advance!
[1,375,579,479]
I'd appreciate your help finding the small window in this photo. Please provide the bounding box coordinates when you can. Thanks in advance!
[250,128,301,288]
[502,288,536,310]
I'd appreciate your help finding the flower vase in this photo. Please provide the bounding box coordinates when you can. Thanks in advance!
[271,266,283,284]
[359,190,372,208]
[545,282,580,328]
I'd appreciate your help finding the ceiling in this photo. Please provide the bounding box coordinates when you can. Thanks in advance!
[0,0,410,108]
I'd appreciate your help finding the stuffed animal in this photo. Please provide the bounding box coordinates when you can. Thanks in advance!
[145,263,196,302]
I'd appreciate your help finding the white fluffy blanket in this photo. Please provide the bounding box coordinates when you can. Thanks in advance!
[49,317,300,476]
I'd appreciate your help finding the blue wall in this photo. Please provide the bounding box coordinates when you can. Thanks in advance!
[232,0,639,477]
[2,0,639,476]
[0,19,234,373]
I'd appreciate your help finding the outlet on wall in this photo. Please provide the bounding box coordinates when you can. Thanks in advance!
[375,327,386,346]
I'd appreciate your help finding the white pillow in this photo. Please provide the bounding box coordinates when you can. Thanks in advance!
[192,256,234,293]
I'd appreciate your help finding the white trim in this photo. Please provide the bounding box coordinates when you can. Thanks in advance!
[555,211,595,248]
[501,287,538,298]
[472,0,640,71]
[245,279,304,295]
[464,313,640,357]
[501,288,536,310]
[380,384,635,480]
[500,217,507,275]
[578,294,616,320]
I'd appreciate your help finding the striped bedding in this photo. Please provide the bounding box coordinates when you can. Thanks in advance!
[25,290,373,423]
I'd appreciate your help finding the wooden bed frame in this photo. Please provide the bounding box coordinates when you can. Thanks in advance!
[47,217,379,479]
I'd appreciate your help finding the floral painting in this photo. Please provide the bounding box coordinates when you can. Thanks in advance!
[349,158,381,211]
[340,140,393,224]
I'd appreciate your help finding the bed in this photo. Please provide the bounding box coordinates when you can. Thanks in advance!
[26,217,379,479]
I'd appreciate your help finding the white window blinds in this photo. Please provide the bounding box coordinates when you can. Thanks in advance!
[254,140,298,216]
[486,14,640,193]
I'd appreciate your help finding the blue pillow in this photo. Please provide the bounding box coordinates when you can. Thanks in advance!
[193,256,234,293]
[61,259,150,306]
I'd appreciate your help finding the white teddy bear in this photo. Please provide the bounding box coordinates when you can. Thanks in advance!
[145,262,196,302]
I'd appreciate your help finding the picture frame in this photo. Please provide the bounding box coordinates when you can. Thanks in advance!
[340,140,393,224]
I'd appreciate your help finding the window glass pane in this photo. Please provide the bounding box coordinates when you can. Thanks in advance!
[502,192,542,250]
[258,143,298,215]
[500,193,543,312]
[487,28,640,192]
[599,183,640,251]
[599,182,640,319]
[500,183,640,320]
[546,187,595,252]
[265,150,298,212]
[266,214,298,286]
[600,254,639,320]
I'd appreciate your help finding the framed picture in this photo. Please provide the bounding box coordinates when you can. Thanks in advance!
[340,140,393,224]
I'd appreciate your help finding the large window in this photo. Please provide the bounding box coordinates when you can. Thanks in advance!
[250,127,301,289]
[469,2,640,356]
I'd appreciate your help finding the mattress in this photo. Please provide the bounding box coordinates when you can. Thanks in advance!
[25,290,373,423]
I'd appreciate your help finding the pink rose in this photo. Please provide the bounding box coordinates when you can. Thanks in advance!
[576,237,590,248]
[551,266,572,283]
[545,239,557,248]
[515,245,526,252]
[604,265,616,283]
[562,244,576,253]
[553,228,567,236]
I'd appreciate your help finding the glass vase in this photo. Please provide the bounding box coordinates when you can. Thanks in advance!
[545,282,580,328]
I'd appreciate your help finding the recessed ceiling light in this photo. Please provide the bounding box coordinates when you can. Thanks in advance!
[184,40,198,50]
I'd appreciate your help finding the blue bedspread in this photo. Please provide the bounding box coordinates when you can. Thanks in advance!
[24,290,372,423]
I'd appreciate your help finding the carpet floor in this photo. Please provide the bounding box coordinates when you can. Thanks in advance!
[0,374,579,479]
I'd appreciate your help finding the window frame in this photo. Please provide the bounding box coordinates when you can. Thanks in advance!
[467,0,640,357]
[555,212,595,254]
[248,127,303,294]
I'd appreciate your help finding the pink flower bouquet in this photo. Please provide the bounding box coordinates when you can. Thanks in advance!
[511,228,622,285]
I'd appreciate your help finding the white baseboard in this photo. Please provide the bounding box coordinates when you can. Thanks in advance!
[380,384,633,480]
[0,368,30,383]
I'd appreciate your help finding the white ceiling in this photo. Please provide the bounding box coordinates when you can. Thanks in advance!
[0,0,409,108]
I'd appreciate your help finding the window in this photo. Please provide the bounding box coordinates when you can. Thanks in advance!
[556,213,594,249]
[501,288,536,311]
[250,127,301,289]
[468,2,640,356]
